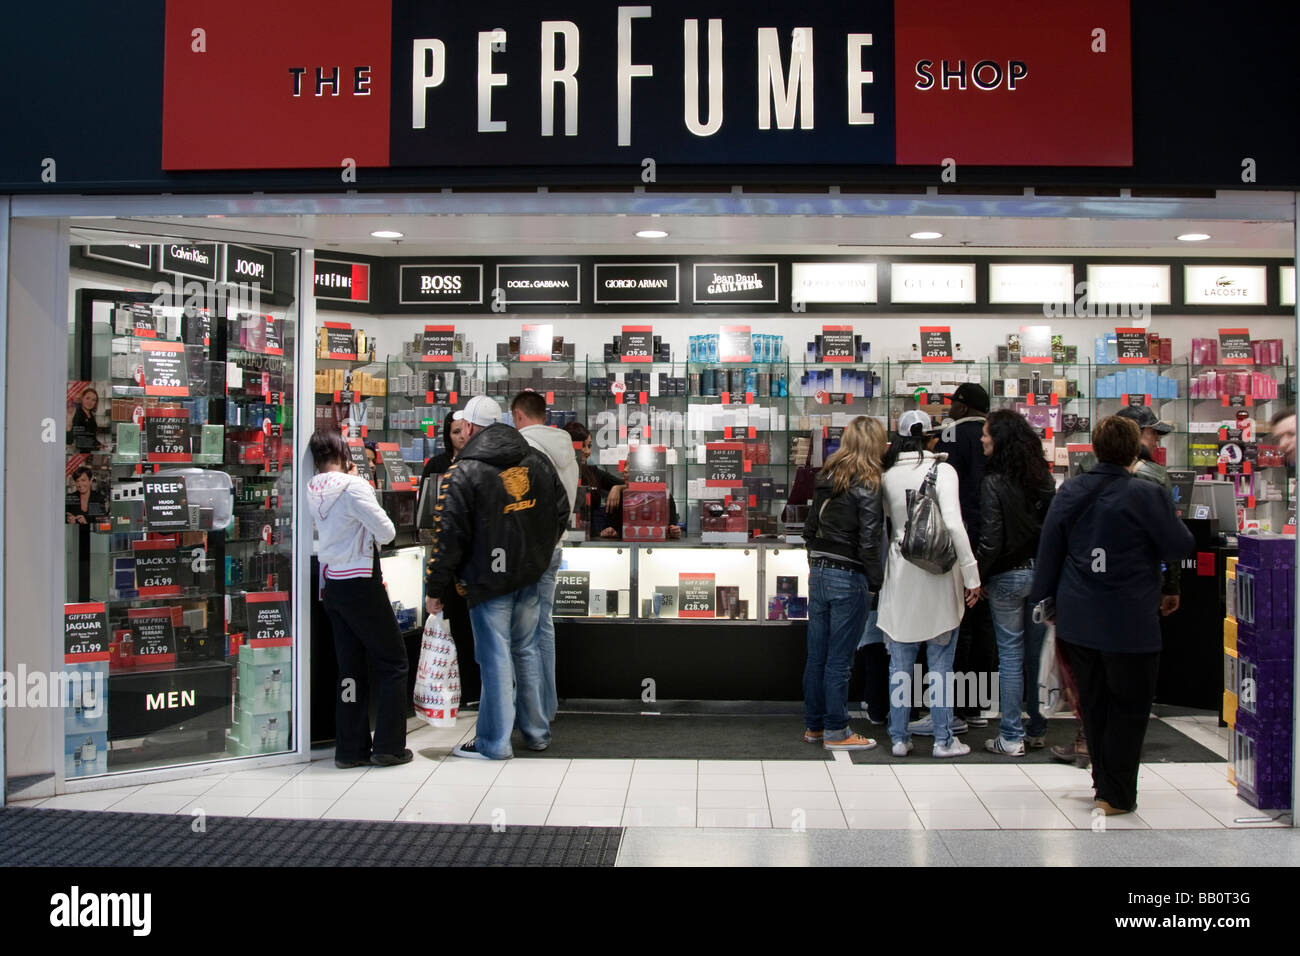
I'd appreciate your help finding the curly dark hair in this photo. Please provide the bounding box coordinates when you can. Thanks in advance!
[985,409,1051,496]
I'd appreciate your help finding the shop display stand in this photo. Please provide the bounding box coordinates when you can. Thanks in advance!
[69,288,296,774]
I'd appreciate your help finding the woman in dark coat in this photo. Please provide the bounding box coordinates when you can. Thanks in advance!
[1031,415,1194,814]
[418,413,478,705]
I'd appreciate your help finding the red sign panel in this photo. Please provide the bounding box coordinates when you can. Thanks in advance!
[162,0,392,169]
[895,0,1132,166]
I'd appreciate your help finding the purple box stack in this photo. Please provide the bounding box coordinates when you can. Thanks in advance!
[1232,533,1295,810]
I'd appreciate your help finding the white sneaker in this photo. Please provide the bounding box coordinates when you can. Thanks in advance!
[984,736,1026,756]
[932,739,971,758]
[891,740,913,757]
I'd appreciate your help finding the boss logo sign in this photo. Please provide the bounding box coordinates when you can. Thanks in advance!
[400,265,483,304]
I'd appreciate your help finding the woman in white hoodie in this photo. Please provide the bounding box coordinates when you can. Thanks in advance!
[306,430,411,769]
[877,410,981,759]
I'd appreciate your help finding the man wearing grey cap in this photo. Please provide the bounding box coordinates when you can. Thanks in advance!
[1114,404,1181,616]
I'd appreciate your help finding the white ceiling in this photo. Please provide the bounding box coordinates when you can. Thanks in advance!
[62,190,1297,259]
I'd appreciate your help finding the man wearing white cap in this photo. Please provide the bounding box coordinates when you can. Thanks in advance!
[424,395,570,759]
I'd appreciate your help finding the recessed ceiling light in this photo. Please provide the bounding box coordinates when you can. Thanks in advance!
[371,230,403,239]
[636,229,669,239]
[909,231,943,240]
[1177,232,1211,241]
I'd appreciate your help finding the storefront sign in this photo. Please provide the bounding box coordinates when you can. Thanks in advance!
[694,264,778,304]
[142,475,190,531]
[129,304,161,338]
[821,326,855,362]
[705,442,745,486]
[890,263,977,304]
[315,259,371,302]
[160,2,1132,171]
[64,603,109,662]
[1282,266,1296,307]
[1218,328,1253,365]
[595,264,679,304]
[619,325,654,362]
[626,445,667,484]
[263,316,284,355]
[324,322,357,359]
[247,592,292,645]
[1115,327,1150,364]
[519,323,555,361]
[678,572,717,619]
[497,264,580,305]
[224,244,276,292]
[718,325,753,363]
[400,264,483,304]
[1184,266,1267,306]
[988,264,1074,304]
[920,326,953,363]
[126,608,179,660]
[141,341,190,397]
[1086,264,1171,304]
[1019,325,1053,364]
[183,308,213,348]
[346,437,374,483]
[133,539,181,597]
[86,243,154,271]
[791,262,877,304]
[144,409,193,463]
[161,243,219,282]
[108,663,232,739]
[377,443,417,490]
[554,571,591,617]
[421,324,455,361]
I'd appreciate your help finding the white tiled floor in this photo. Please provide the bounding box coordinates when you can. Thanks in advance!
[11,714,1289,832]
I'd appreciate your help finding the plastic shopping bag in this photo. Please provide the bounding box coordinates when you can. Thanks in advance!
[413,612,460,728]
[1037,623,1066,717]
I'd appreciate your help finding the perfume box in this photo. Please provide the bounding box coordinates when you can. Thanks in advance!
[777,576,800,596]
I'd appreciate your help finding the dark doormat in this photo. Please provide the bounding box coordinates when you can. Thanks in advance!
[849,715,1222,765]
[0,808,620,867]
[511,710,1222,764]
[515,714,833,761]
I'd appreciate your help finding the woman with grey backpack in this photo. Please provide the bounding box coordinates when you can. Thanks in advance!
[877,410,982,758]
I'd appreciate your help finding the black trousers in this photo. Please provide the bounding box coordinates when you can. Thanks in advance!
[953,597,997,717]
[1061,640,1160,811]
[323,556,409,761]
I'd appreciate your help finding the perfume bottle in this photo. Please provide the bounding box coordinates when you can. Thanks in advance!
[81,736,96,765]
[73,746,83,770]
[264,674,272,702]
[271,668,282,702]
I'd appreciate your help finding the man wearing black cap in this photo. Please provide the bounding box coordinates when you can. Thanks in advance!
[930,382,995,730]
[1115,404,1180,615]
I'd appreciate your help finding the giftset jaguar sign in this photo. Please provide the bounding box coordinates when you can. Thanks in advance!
[161,0,1133,171]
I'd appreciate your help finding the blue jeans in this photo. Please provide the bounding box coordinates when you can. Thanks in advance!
[803,566,869,738]
[887,629,960,747]
[535,547,562,721]
[468,581,549,759]
[988,567,1035,742]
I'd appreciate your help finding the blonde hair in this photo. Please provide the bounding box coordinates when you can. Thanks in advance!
[820,416,886,494]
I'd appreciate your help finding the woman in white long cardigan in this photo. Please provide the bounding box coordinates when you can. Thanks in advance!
[877,411,981,758]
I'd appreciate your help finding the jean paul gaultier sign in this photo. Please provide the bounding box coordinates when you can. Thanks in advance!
[160,0,1132,171]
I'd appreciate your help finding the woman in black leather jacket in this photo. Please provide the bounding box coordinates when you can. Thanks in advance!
[801,416,887,752]
[976,410,1056,755]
